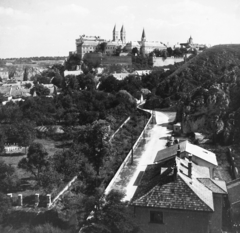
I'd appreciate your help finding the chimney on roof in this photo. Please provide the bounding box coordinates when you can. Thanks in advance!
[173,166,177,181]
[188,154,192,178]
[177,145,181,158]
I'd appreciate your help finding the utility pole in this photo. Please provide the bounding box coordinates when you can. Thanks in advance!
[131,132,133,165]
[143,113,146,139]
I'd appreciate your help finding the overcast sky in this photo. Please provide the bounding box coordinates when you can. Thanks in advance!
[0,0,240,58]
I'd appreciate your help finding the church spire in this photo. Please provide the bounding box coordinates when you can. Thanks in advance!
[141,28,146,41]
[113,24,116,32]
[120,24,126,43]
[120,25,125,33]
[113,24,118,41]
[141,28,146,57]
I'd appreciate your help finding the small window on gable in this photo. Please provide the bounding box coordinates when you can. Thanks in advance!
[150,211,163,224]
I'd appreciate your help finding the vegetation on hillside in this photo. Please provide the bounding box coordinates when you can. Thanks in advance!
[145,45,240,145]
[0,60,153,232]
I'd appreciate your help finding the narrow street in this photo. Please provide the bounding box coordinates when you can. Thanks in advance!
[105,110,176,201]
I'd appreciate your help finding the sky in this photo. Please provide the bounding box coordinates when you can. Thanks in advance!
[0,0,240,58]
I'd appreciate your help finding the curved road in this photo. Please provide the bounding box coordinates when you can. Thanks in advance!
[105,109,176,201]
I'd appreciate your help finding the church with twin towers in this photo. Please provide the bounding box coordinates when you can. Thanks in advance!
[74,24,166,59]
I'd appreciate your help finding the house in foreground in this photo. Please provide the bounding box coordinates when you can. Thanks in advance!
[154,140,218,178]
[130,155,227,233]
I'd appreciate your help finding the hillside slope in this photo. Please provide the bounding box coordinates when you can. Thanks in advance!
[159,44,240,144]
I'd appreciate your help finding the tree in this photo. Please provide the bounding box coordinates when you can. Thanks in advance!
[0,192,11,223]
[18,142,49,184]
[7,66,16,79]
[4,121,36,150]
[99,76,120,93]
[23,66,29,81]
[78,73,96,91]
[0,103,22,123]
[74,120,111,175]
[30,84,50,96]
[65,75,79,91]
[132,47,139,56]
[25,82,32,89]
[116,90,137,110]
[52,63,65,78]
[32,74,51,84]
[167,47,173,57]
[81,190,139,233]
[114,46,122,56]
[0,160,19,193]
[99,42,107,53]
[173,47,183,57]
[65,54,81,71]
[52,72,64,88]
[39,168,64,192]
[53,150,85,181]
[0,131,5,155]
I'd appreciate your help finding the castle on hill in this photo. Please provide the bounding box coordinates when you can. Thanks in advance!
[73,25,167,59]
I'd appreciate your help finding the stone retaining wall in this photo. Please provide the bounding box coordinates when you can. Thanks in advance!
[227,148,239,179]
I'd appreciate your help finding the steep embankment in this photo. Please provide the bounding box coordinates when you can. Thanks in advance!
[159,45,240,144]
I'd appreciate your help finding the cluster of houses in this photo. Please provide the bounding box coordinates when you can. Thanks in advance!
[0,80,57,105]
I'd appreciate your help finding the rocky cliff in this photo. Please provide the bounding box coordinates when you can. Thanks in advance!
[159,45,240,145]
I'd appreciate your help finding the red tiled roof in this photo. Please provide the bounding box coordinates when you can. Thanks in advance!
[130,158,214,212]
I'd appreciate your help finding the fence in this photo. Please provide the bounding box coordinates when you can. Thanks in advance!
[105,109,153,194]
[109,117,130,142]
[48,175,78,209]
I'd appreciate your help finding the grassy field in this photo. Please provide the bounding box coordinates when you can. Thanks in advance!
[0,137,69,199]
[34,138,62,157]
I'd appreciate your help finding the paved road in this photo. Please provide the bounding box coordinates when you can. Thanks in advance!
[105,110,176,201]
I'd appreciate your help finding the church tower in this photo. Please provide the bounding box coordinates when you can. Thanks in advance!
[188,36,193,45]
[141,28,146,42]
[141,28,146,57]
[113,24,118,41]
[120,25,126,43]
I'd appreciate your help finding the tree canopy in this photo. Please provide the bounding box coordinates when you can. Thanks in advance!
[81,190,139,233]
[18,142,49,184]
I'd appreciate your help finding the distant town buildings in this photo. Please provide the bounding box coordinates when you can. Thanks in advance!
[180,36,207,51]
[0,68,9,81]
[73,25,168,59]
[70,25,208,69]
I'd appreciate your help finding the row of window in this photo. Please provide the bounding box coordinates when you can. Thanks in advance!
[83,46,95,50]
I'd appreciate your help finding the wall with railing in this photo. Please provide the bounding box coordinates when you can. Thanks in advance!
[105,108,153,194]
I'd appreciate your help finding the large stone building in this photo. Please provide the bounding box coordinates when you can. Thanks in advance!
[73,25,167,59]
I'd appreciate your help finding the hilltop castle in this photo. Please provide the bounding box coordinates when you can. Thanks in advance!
[74,25,166,59]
